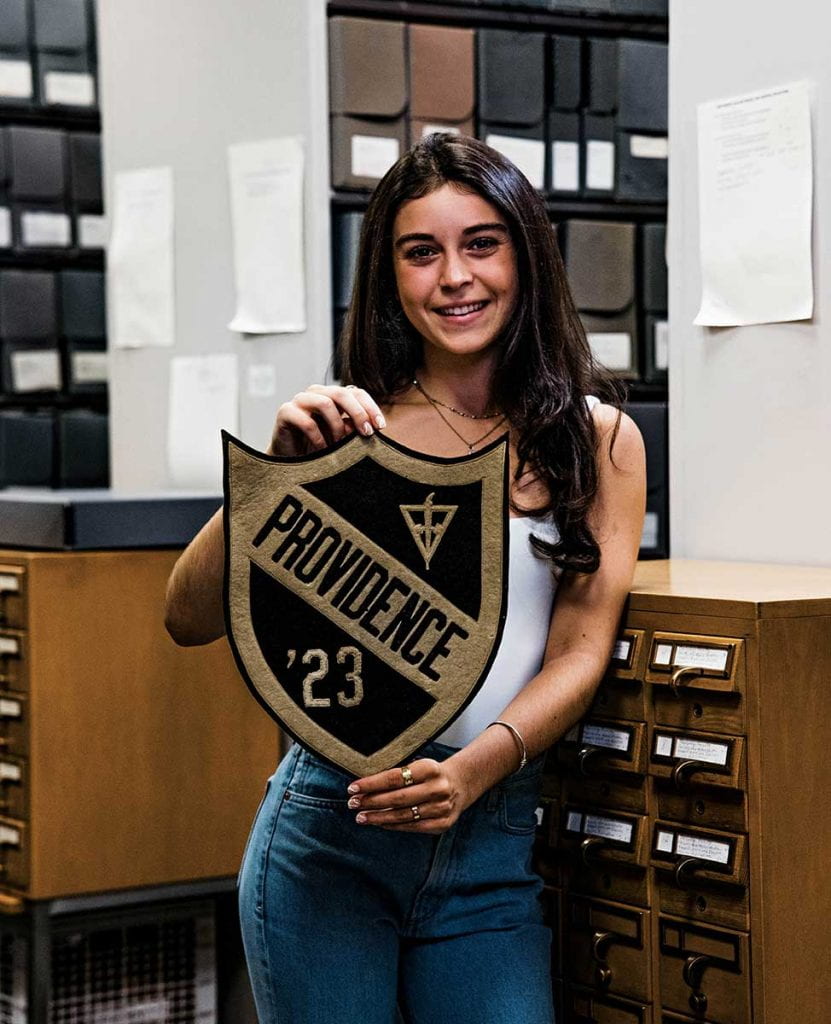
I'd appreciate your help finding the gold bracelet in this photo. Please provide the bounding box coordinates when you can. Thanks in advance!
[487,720,528,775]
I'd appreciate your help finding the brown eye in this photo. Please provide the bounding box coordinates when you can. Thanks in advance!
[406,245,436,260]
[469,236,498,252]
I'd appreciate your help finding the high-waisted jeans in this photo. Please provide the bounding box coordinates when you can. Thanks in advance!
[237,740,555,1023]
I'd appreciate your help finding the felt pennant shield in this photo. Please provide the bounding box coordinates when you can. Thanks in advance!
[223,430,510,776]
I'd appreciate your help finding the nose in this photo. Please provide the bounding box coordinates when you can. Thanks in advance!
[439,251,472,291]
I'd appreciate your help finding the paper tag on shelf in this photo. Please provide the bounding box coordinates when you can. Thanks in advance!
[587,332,632,371]
[421,123,460,139]
[566,811,583,833]
[351,135,399,180]
[641,511,659,550]
[0,825,20,847]
[551,140,579,192]
[486,134,545,190]
[21,211,71,247]
[11,350,61,392]
[0,208,11,249]
[0,60,32,99]
[656,829,675,853]
[586,139,615,191]
[654,734,674,758]
[0,575,19,594]
[654,319,669,370]
[72,351,109,384]
[0,763,20,783]
[654,643,673,665]
[44,71,95,107]
[78,214,108,249]
[630,134,669,160]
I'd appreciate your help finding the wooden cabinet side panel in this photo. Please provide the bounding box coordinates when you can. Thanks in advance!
[756,614,831,1024]
[25,551,280,899]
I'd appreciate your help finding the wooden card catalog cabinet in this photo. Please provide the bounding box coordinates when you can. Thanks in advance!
[537,560,831,1024]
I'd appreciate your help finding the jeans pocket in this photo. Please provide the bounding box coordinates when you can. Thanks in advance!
[284,748,353,809]
[498,769,543,835]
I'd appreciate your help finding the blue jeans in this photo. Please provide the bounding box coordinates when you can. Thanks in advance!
[238,740,554,1024]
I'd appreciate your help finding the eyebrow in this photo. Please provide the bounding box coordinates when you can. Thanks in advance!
[394,222,510,249]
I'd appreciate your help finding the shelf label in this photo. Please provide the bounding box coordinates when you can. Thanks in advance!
[0,60,33,99]
[421,123,460,139]
[0,763,20,783]
[11,350,61,392]
[656,829,675,853]
[351,135,399,180]
[582,723,631,753]
[654,319,669,370]
[587,332,632,372]
[21,211,71,248]
[551,140,580,192]
[0,207,10,249]
[630,134,669,160]
[486,134,545,190]
[72,351,109,384]
[44,71,95,107]
[586,139,615,191]
[78,213,109,249]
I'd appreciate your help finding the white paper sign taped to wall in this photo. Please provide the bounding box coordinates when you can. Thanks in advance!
[227,136,306,335]
[695,81,813,327]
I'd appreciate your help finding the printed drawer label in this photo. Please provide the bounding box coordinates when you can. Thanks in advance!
[0,636,19,656]
[0,699,21,718]
[612,637,632,662]
[675,833,731,865]
[582,723,631,753]
[0,825,20,847]
[0,763,21,783]
[675,645,730,671]
[0,575,20,594]
[654,733,729,766]
[584,814,633,845]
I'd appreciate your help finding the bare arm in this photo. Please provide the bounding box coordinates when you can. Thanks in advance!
[350,405,646,830]
[163,385,385,647]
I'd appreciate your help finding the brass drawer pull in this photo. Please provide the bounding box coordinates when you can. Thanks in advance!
[682,954,712,1014]
[580,835,608,867]
[669,665,702,696]
[577,746,607,777]
[672,759,704,790]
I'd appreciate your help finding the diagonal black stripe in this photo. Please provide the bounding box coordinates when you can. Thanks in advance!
[303,455,483,621]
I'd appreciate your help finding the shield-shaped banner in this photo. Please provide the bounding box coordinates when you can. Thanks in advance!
[223,430,509,776]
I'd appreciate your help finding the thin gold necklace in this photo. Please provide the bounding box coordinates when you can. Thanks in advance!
[418,386,508,454]
[412,377,500,420]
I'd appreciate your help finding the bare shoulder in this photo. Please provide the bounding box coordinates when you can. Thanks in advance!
[590,402,645,471]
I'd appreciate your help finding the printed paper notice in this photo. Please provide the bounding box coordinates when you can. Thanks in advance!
[695,81,813,326]
[109,167,175,349]
[228,137,306,335]
[168,354,238,489]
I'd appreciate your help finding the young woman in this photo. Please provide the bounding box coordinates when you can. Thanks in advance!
[165,133,645,1023]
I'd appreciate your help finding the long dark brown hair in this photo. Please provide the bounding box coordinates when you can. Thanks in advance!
[338,133,623,574]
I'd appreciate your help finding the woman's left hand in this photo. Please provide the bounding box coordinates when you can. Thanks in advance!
[346,757,474,834]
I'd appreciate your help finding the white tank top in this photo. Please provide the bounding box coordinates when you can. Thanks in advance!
[436,395,600,749]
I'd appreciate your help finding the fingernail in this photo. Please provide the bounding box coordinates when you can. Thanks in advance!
[348,783,359,794]
[363,422,373,436]
[375,414,386,429]
[348,797,361,809]
[356,813,367,824]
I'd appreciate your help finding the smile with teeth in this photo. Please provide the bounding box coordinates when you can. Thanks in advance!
[435,300,488,317]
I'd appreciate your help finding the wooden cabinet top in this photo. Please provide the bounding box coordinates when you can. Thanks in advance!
[632,559,831,618]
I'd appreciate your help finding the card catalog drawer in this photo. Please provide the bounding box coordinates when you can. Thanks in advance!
[565,896,651,1004]
[565,985,652,1024]
[591,678,646,723]
[0,566,25,628]
[0,691,27,754]
[560,719,648,777]
[0,816,27,889]
[564,772,647,815]
[654,784,747,834]
[652,822,749,931]
[561,807,651,907]
[609,629,647,679]
[650,684,744,738]
[0,629,27,691]
[0,754,25,819]
[646,634,743,696]
[649,728,745,791]
[659,917,751,1024]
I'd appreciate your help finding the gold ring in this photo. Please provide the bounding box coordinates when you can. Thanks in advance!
[400,765,414,787]
[411,805,421,821]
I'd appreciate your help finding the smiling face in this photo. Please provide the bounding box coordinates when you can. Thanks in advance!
[391,183,519,367]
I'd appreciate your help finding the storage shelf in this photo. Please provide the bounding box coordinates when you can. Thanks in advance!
[0,393,108,412]
[0,250,105,271]
[0,104,100,132]
[327,1,668,39]
[332,190,666,222]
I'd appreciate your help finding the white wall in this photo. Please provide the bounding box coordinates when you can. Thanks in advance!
[98,0,332,491]
[669,0,830,563]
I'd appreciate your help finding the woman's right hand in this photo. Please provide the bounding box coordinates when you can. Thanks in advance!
[269,384,387,456]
